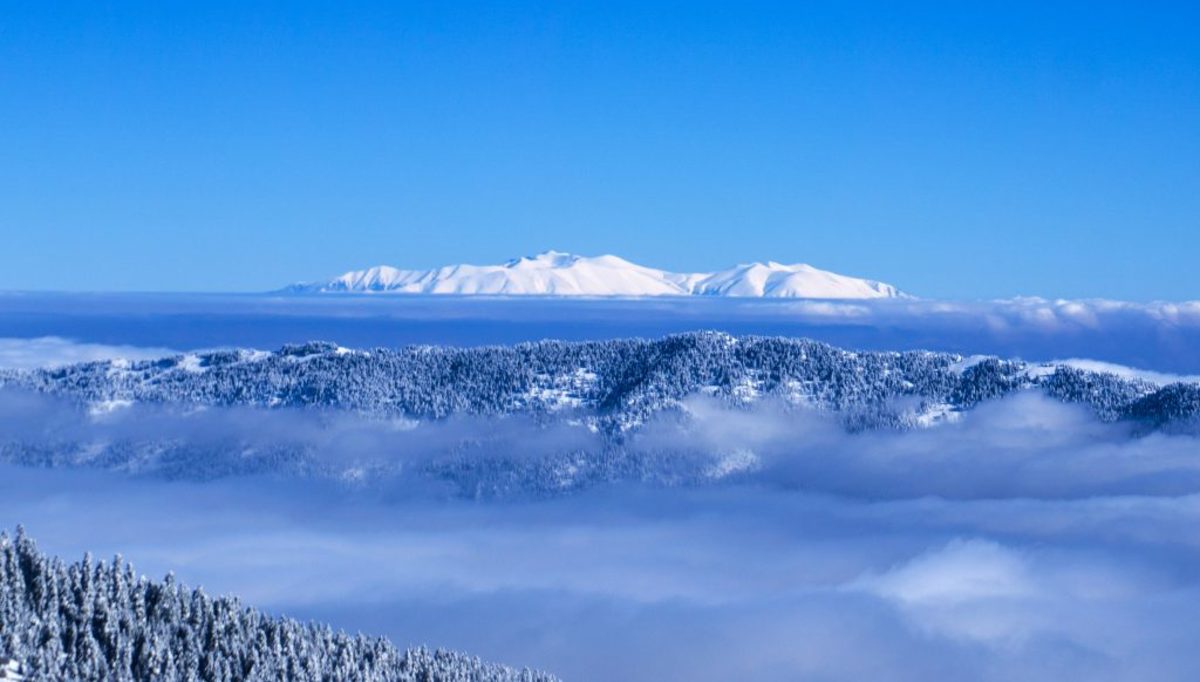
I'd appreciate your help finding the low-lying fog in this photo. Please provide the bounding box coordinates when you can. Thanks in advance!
[5,293,1200,371]
[6,389,1200,680]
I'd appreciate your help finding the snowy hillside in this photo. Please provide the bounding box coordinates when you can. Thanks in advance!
[0,529,558,681]
[4,332,1190,432]
[2,332,1198,493]
[286,251,907,299]
[692,261,902,298]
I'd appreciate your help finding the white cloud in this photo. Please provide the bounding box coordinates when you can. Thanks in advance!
[0,336,174,369]
[2,382,1200,680]
[857,538,1036,606]
[1053,358,1200,385]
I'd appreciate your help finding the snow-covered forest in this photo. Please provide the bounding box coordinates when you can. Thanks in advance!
[3,332,1196,431]
[1,333,1197,496]
[0,528,556,681]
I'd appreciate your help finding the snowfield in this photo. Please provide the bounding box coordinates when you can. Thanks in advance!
[287,250,907,299]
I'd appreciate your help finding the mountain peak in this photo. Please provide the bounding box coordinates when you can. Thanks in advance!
[510,249,575,263]
[287,252,908,299]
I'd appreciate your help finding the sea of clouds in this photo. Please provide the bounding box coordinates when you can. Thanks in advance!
[4,385,1200,680]
[0,336,174,370]
[5,293,1200,371]
[4,294,1200,679]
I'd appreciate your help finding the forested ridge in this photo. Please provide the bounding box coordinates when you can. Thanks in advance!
[2,333,1198,495]
[3,332,1194,431]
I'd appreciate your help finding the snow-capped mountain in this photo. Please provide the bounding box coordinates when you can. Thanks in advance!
[286,251,907,299]
[691,261,902,299]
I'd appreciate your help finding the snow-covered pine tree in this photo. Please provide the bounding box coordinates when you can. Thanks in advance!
[0,529,557,682]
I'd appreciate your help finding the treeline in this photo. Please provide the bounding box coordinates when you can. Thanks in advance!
[0,529,557,681]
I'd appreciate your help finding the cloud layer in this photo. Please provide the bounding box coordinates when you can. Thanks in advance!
[6,293,1200,372]
[0,336,175,369]
[4,387,1200,680]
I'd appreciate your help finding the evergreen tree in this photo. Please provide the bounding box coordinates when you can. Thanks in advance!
[0,530,557,682]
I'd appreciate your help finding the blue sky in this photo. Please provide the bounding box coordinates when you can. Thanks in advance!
[1,1,1196,299]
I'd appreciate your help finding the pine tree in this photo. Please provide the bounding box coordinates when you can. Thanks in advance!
[0,530,557,682]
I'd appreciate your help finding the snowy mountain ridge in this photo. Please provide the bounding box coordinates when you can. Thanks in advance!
[3,332,1199,493]
[5,332,1192,432]
[286,250,907,299]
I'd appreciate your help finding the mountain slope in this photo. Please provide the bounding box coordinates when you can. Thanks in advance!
[287,251,907,299]
[691,261,902,298]
[2,333,1185,432]
[0,529,557,682]
[2,333,1196,494]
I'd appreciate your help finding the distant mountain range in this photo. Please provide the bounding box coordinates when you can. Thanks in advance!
[6,332,1185,433]
[285,251,907,299]
[4,332,1197,494]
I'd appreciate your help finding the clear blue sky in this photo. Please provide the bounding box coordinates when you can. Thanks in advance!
[1,1,1197,299]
